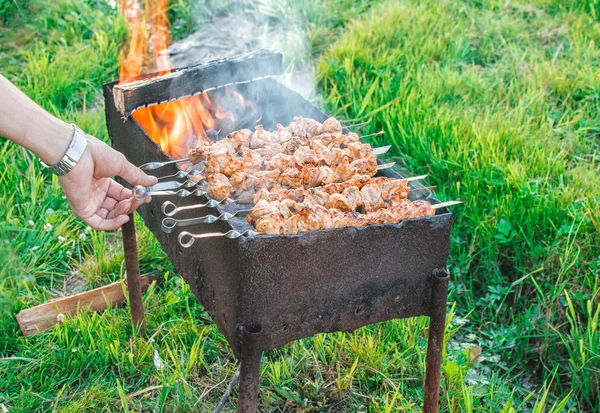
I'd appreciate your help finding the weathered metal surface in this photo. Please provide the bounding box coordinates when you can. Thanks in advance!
[423,269,449,413]
[238,323,263,413]
[113,50,282,117]
[121,214,146,335]
[104,78,453,360]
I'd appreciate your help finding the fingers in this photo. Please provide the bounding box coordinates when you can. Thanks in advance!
[106,179,132,201]
[101,196,118,211]
[84,213,130,231]
[87,197,148,230]
[116,151,158,187]
[89,138,157,187]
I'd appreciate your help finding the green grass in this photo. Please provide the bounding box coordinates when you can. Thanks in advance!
[318,0,600,409]
[1,0,599,411]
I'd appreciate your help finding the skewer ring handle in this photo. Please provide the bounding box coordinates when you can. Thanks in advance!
[178,232,197,248]
[177,231,225,248]
[133,185,148,201]
[162,217,178,233]
[161,201,178,216]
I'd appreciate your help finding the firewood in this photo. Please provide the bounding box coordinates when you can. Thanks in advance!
[15,271,161,336]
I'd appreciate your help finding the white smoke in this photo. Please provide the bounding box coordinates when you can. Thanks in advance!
[168,0,316,99]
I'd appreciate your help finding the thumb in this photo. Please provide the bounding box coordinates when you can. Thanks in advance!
[116,152,158,187]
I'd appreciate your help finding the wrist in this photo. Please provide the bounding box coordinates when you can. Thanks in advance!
[40,125,89,176]
[33,115,74,165]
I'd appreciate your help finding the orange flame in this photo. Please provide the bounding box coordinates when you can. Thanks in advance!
[117,0,231,158]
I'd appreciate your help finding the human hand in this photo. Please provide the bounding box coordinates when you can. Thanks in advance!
[59,134,158,231]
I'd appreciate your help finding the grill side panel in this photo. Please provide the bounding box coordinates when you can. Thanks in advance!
[104,83,243,348]
[236,215,452,351]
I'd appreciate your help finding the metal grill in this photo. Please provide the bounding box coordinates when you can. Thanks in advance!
[104,50,452,413]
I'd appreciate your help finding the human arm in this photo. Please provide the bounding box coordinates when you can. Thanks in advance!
[0,74,157,230]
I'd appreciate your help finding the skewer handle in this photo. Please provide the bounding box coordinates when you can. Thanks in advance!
[139,158,190,171]
[133,181,194,200]
[161,199,223,216]
[162,209,253,233]
[178,229,261,248]
[135,187,208,200]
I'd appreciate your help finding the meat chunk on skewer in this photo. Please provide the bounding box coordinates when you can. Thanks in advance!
[263,153,296,172]
[207,173,235,201]
[255,212,285,235]
[204,149,243,176]
[188,129,252,164]
[284,117,343,138]
[361,183,385,213]
[240,147,264,174]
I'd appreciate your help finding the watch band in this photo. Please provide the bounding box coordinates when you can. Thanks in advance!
[40,125,88,176]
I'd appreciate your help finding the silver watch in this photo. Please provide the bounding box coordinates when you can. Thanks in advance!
[40,125,88,176]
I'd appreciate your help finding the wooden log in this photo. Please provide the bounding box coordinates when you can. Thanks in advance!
[113,49,283,117]
[15,271,161,336]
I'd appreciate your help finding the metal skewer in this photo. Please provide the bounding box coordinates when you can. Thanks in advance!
[162,209,253,233]
[161,198,228,216]
[137,173,428,202]
[178,229,261,248]
[146,144,391,183]
[176,201,460,248]
[139,158,190,171]
[136,160,397,200]
[157,169,204,181]
[377,162,395,170]
[133,180,199,200]
[431,200,463,209]
[163,186,437,228]
[405,174,427,182]
[372,145,391,155]
[361,131,385,139]
[138,187,208,198]
[344,120,371,129]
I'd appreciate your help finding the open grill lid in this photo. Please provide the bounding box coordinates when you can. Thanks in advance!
[113,49,283,117]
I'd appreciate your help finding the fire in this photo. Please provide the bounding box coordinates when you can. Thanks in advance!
[117,0,231,158]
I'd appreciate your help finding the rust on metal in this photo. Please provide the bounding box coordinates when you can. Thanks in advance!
[103,55,454,411]
[121,214,146,335]
[237,323,263,413]
[423,268,449,413]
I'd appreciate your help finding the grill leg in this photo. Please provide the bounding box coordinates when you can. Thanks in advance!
[121,213,146,335]
[238,323,263,413]
[423,268,449,413]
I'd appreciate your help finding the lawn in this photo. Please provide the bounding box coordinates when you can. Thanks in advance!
[0,0,598,412]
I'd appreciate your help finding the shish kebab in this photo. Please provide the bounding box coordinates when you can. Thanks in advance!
[134,119,392,200]
[251,198,442,235]
[139,116,374,171]
[187,116,347,165]
[140,115,459,238]
[176,199,461,247]
[160,176,434,231]
[205,157,384,201]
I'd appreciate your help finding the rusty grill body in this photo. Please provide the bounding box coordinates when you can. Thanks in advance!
[104,51,452,412]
